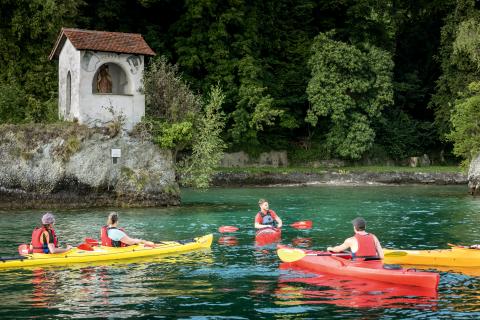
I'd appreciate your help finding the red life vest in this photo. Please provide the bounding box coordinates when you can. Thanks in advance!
[353,233,378,258]
[30,227,58,254]
[100,226,127,247]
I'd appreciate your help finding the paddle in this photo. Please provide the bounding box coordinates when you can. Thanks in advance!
[290,220,313,229]
[277,248,351,263]
[278,248,407,263]
[448,243,480,249]
[219,220,313,233]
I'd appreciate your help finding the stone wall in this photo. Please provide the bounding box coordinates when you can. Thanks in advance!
[0,126,179,209]
[220,151,288,167]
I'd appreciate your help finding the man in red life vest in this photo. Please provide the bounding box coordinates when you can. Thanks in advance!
[30,213,72,254]
[327,217,384,260]
[254,199,283,229]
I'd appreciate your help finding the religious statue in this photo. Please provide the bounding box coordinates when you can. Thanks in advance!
[96,65,112,93]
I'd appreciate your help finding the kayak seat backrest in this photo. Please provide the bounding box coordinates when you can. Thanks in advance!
[177,239,195,245]
[362,257,382,261]
[383,263,402,270]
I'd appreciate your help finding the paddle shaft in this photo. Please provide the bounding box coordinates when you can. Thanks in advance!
[219,220,312,233]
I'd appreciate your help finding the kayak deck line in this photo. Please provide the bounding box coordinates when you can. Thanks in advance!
[0,234,213,269]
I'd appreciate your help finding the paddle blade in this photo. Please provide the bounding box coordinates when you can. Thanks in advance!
[18,244,31,256]
[218,226,239,233]
[290,220,312,229]
[384,251,408,257]
[277,248,307,263]
[85,238,99,246]
[77,243,94,251]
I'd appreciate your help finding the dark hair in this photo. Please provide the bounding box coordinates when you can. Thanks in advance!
[352,217,366,231]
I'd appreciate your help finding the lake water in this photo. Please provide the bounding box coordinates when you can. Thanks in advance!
[1,185,480,319]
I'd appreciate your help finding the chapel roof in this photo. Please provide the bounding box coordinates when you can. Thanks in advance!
[49,28,156,60]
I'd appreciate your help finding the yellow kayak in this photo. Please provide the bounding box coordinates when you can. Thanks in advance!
[384,246,480,267]
[0,234,213,269]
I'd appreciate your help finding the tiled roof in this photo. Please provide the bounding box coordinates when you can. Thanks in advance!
[49,28,155,60]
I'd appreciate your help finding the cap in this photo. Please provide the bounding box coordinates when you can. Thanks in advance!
[351,217,366,230]
[42,212,56,225]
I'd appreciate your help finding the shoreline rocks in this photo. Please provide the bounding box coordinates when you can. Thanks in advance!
[212,171,468,187]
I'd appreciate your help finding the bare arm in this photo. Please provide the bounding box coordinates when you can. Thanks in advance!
[120,235,154,247]
[275,216,283,228]
[48,243,72,254]
[327,238,353,253]
[374,235,384,259]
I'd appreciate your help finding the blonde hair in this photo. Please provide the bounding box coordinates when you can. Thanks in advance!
[107,212,119,225]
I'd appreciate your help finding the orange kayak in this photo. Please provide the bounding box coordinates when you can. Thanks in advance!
[277,246,439,290]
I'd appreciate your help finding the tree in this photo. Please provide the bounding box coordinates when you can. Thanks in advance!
[142,56,201,159]
[0,0,80,123]
[179,85,226,189]
[306,32,394,159]
[446,15,480,165]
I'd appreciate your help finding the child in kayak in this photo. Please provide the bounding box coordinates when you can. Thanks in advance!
[100,212,155,247]
[254,199,283,229]
[327,217,384,260]
[30,213,73,254]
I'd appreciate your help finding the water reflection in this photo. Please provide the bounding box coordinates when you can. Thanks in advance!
[26,250,214,317]
[276,263,438,310]
[218,236,238,246]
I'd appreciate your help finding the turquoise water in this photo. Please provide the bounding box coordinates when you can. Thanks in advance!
[1,185,480,318]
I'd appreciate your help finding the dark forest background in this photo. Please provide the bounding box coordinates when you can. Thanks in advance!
[2,0,480,165]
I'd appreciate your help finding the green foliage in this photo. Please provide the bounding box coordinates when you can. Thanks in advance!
[447,82,480,164]
[179,85,226,189]
[306,32,394,159]
[374,109,438,160]
[144,56,201,122]
[430,0,480,139]
[143,56,200,157]
[0,0,80,123]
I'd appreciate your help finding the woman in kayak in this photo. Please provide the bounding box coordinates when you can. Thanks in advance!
[31,212,73,254]
[254,199,283,229]
[327,217,384,260]
[101,212,155,247]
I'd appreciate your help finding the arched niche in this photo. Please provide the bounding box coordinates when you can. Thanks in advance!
[92,62,130,94]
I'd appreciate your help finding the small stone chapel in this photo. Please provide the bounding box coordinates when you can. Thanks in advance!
[49,28,155,130]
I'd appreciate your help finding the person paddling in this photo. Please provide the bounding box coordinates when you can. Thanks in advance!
[254,199,283,229]
[100,212,155,247]
[30,213,73,254]
[327,217,384,260]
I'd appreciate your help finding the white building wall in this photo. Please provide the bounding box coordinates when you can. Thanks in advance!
[78,51,145,131]
[58,39,81,121]
[57,43,146,131]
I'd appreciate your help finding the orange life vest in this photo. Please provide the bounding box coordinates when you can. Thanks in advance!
[100,226,128,247]
[30,227,58,253]
[353,233,378,259]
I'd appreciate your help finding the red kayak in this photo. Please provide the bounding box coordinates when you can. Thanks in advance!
[277,263,438,309]
[255,227,281,245]
[277,246,439,290]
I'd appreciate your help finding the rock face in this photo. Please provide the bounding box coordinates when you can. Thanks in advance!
[468,153,480,195]
[0,128,179,209]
